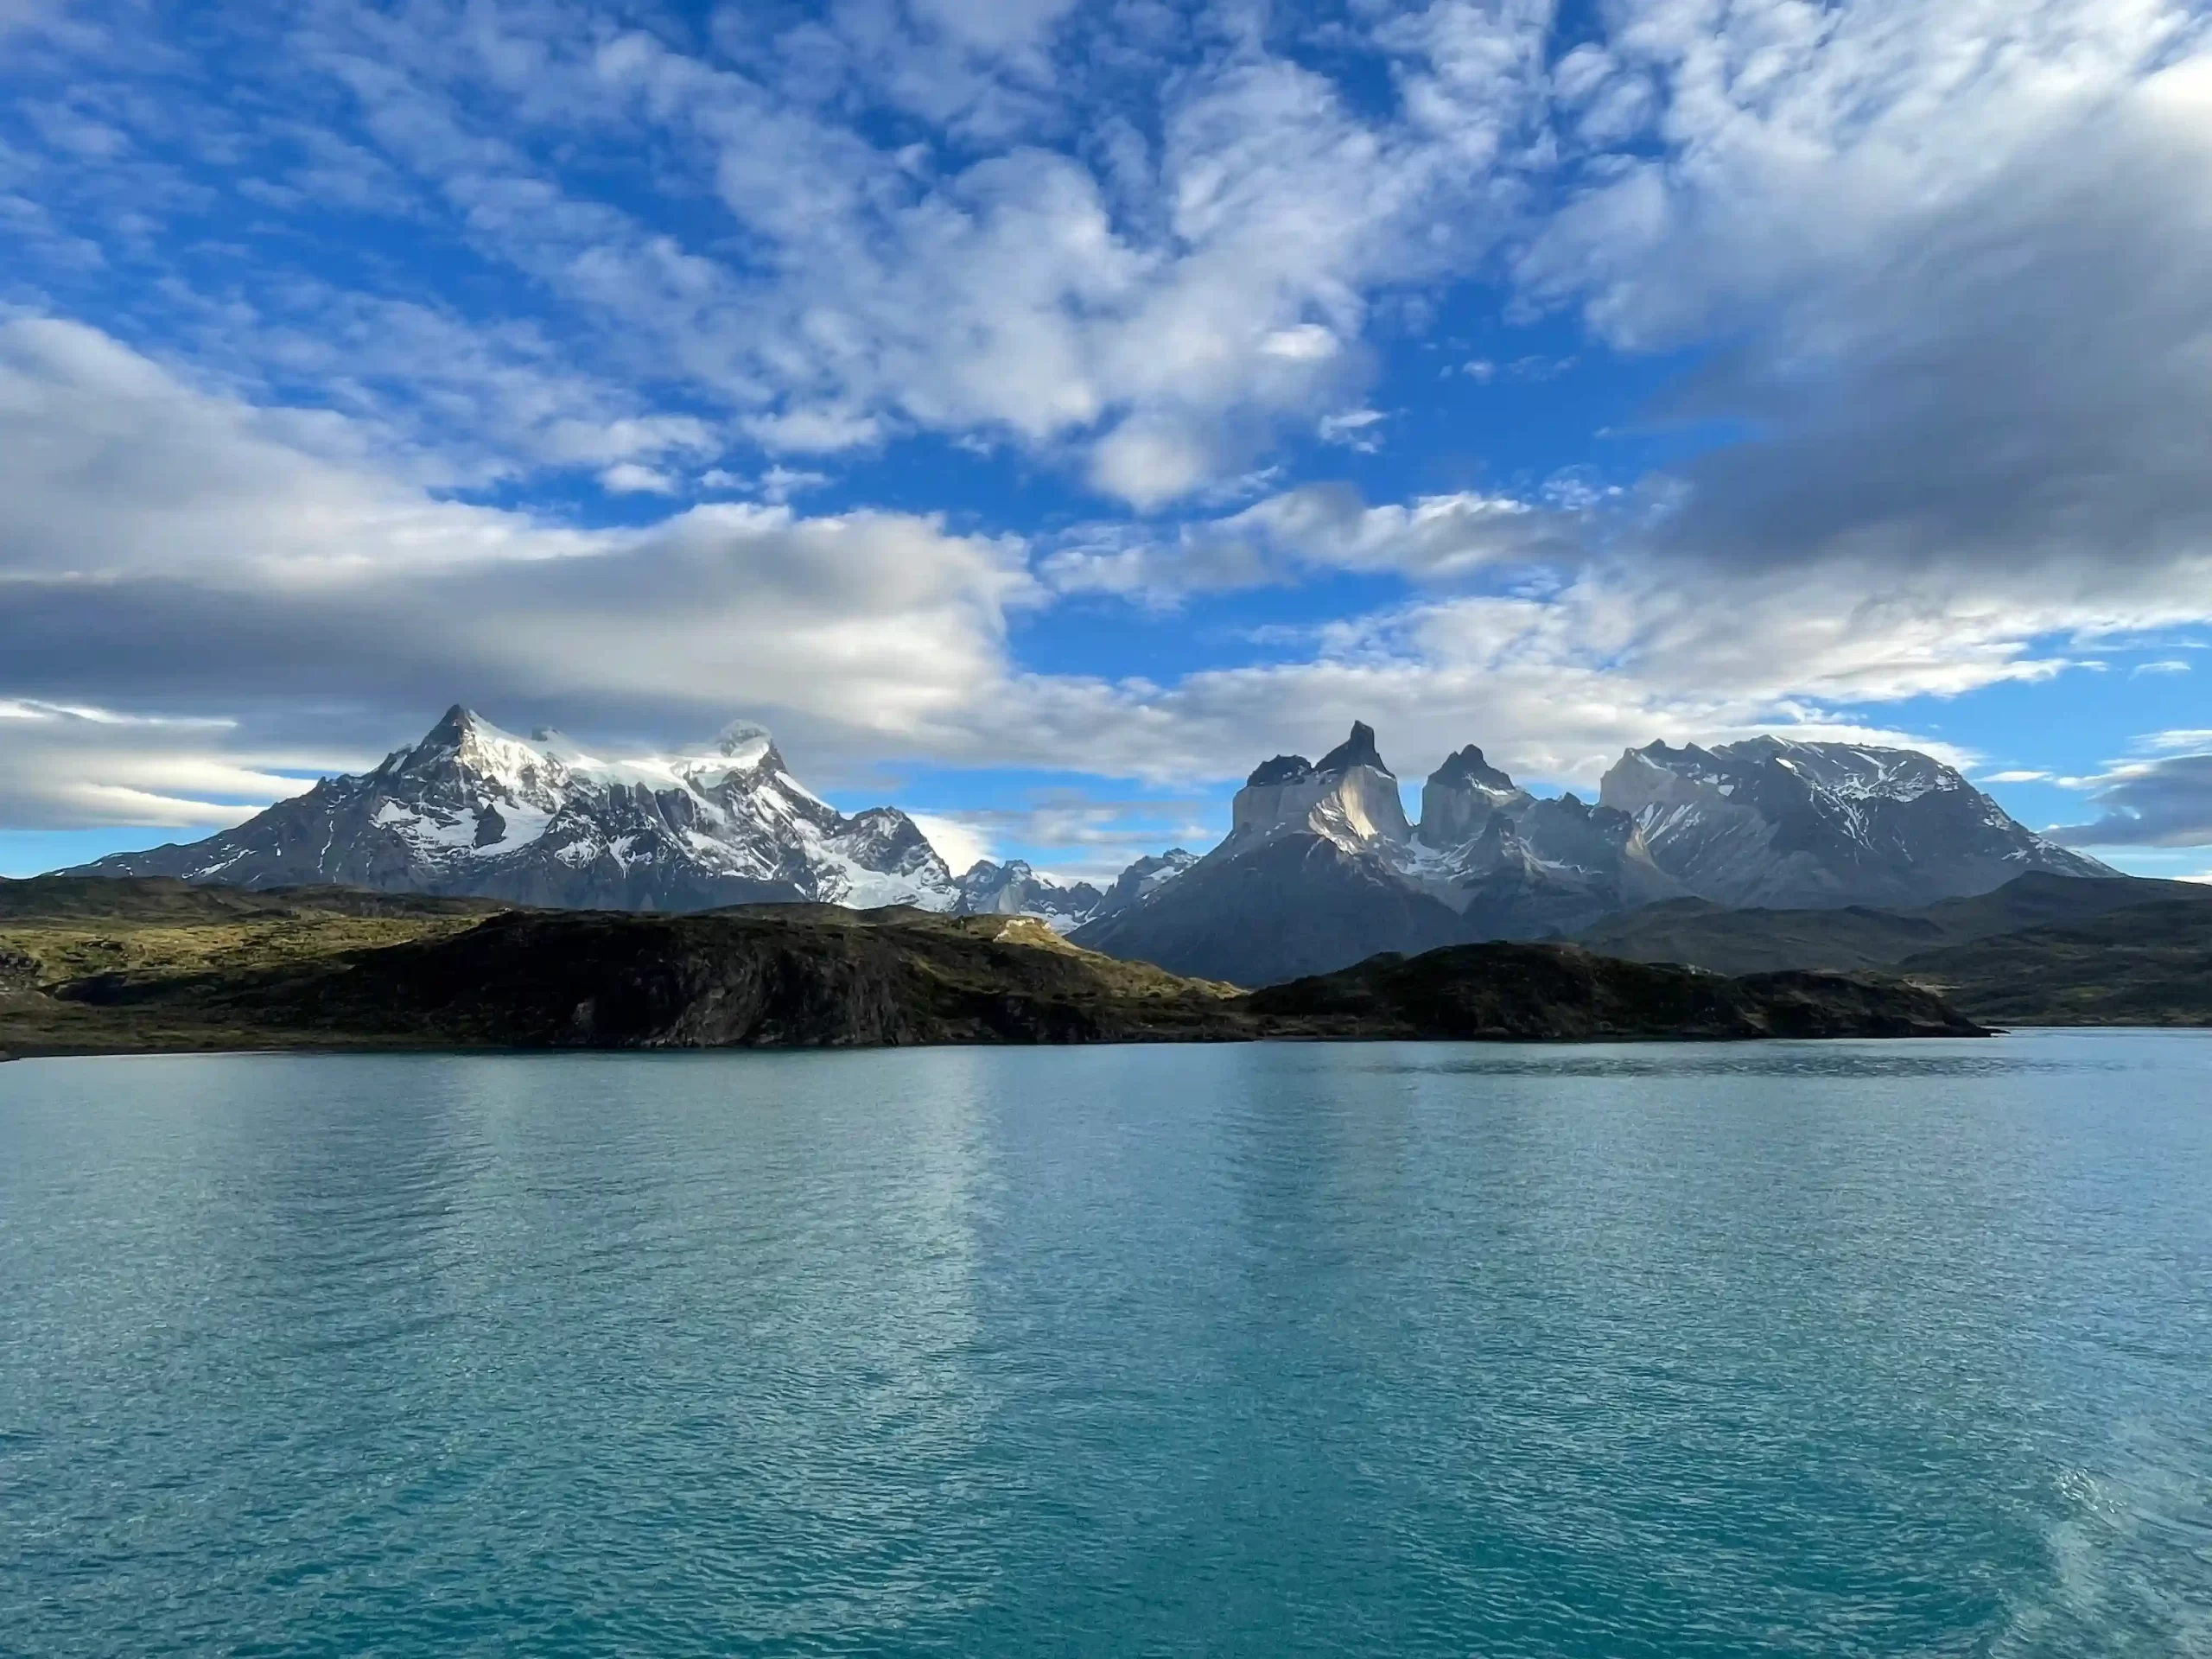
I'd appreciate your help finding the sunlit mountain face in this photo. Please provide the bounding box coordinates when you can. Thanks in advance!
[3,0,2210,886]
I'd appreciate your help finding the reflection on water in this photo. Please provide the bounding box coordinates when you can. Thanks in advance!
[3,1033,2209,1656]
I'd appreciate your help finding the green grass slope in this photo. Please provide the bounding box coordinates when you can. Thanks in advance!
[3,878,1989,1055]
[1897,898,2212,1026]
[1573,874,2207,977]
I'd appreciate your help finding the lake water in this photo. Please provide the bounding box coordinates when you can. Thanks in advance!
[3,1033,2209,1656]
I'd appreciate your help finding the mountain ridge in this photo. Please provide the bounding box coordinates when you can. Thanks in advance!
[1598,737,2112,908]
[69,707,1158,928]
[1573,871,2203,977]
[60,709,2112,986]
[1073,724,2113,986]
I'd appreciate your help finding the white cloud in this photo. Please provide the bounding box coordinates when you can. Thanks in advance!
[599,461,675,495]
[906,812,993,875]
[0,0,1550,507]
[1044,486,1577,600]
[1087,418,1218,513]
[0,316,608,582]
[1317,408,1385,449]
[702,464,833,504]
[1517,2,2212,591]
[0,320,1039,781]
[6,1,2212,868]
[0,700,340,830]
[1261,326,1341,361]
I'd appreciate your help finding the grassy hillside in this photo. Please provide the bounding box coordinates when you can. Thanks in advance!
[1573,874,2210,977]
[0,886,1244,1055]
[1897,899,2212,1026]
[1246,942,1984,1040]
[1,879,1983,1054]
[0,876,507,1055]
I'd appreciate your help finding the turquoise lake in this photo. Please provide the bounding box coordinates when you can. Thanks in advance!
[3,1033,2209,1655]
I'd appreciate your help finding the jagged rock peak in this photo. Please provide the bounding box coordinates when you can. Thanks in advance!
[1231,721,1411,849]
[950,858,1105,931]
[426,703,474,745]
[1247,754,1314,787]
[1428,744,1516,791]
[1316,721,1391,778]
[404,703,506,760]
[1415,741,1533,849]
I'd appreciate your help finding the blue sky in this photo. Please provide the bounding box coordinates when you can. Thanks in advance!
[3,0,2210,882]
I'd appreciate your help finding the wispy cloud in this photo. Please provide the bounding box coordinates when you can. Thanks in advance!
[3,0,2212,866]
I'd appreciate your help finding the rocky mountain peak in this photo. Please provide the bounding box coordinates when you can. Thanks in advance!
[1089,848,1199,920]
[1427,744,1516,792]
[950,858,1106,932]
[425,703,475,746]
[1247,754,1313,787]
[1231,721,1411,849]
[1416,741,1534,849]
[1599,734,2114,907]
[1315,721,1390,778]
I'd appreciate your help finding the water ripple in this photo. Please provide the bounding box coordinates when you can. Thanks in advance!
[3,1036,2209,1656]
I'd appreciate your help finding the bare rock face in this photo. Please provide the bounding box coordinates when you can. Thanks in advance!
[1441,794,1688,940]
[1415,745,1532,848]
[1229,721,1413,848]
[1076,721,2091,988]
[1075,723,1685,985]
[1599,737,2114,909]
[1089,849,1199,919]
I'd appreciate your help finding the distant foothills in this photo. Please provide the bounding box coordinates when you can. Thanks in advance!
[68,705,2113,988]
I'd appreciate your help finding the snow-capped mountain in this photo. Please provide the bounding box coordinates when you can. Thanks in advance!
[72,705,2094,963]
[1072,723,1684,985]
[1090,849,1199,918]
[72,705,1190,926]
[1072,722,2102,986]
[949,861,1106,933]
[72,705,968,912]
[1599,738,2113,909]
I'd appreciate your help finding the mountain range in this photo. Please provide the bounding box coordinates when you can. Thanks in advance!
[1068,723,2109,984]
[76,706,1184,931]
[69,707,2111,987]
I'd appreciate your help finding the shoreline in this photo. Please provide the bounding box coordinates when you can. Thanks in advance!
[5,1027,2031,1063]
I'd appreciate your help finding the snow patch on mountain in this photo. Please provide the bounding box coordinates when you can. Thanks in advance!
[76,705,964,913]
[1599,737,2114,908]
[949,860,1106,933]
[72,705,1198,928]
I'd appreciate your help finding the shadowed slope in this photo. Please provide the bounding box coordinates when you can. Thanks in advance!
[3,880,1984,1054]
[1246,943,1985,1040]
[1573,874,2207,976]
